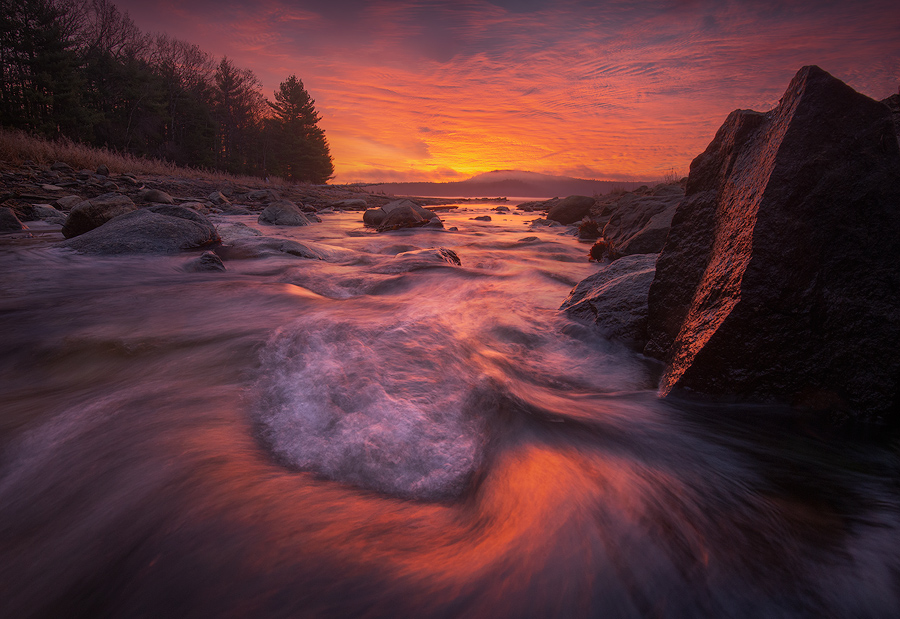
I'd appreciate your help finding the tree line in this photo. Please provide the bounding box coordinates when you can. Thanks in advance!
[0,0,334,183]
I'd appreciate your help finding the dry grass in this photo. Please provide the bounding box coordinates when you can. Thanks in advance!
[0,126,287,188]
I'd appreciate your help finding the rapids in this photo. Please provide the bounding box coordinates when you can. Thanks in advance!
[1,204,899,617]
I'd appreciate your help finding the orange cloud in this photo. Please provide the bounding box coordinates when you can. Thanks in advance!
[118,0,900,183]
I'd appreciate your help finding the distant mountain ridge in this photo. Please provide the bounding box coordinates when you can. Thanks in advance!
[366,170,651,199]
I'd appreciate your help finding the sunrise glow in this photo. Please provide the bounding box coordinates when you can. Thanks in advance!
[110,1,900,182]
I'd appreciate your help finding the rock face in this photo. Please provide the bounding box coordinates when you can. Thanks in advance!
[644,66,900,419]
[597,184,684,255]
[560,254,657,348]
[61,193,136,238]
[547,195,595,225]
[258,200,311,226]
[60,206,219,254]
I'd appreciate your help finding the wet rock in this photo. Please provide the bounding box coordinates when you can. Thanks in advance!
[471,215,492,221]
[184,251,226,272]
[329,198,367,210]
[138,188,175,204]
[365,199,442,231]
[645,66,900,420]
[61,193,136,238]
[517,236,539,243]
[561,254,657,348]
[494,206,510,212]
[598,186,683,255]
[371,247,462,272]
[0,207,27,232]
[60,205,219,255]
[547,195,595,225]
[258,200,311,226]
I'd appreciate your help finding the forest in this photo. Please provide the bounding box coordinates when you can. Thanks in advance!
[0,0,334,183]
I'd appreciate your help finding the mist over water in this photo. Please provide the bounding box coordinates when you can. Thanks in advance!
[2,205,899,617]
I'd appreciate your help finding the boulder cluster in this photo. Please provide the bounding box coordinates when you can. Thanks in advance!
[562,65,900,421]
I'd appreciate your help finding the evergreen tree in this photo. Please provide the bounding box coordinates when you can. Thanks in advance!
[267,75,334,183]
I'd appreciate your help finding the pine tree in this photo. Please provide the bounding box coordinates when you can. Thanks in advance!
[267,75,334,183]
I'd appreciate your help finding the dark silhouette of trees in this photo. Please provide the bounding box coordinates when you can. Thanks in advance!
[0,0,335,182]
[267,75,334,183]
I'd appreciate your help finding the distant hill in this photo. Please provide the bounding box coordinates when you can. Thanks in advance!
[365,170,651,199]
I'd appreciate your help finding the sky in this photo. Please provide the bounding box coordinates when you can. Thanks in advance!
[115,0,900,183]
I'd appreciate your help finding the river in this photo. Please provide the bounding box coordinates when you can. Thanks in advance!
[1,204,899,617]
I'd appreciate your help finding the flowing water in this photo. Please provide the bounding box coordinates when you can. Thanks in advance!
[1,205,899,618]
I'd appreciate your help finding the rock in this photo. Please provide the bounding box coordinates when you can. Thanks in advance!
[96,164,109,177]
[328,198,367,210]
[219,205,252,215]
[61,193,136,238]
[378,203,443,232]
[547,195,595,225]
[0,207,27,232]
[29,204,66,224]
[258,200,311,226]
[599,185,683,255]
[517,236,539,242]
[41,184,64,191]
[50,161,73,173]
[471,215,492,221]
[494,206,510,212]
[55,195,83,211]
[644,66,900,420]
[364,199,442,231]
[184,251,226,272]
[247,189,279,201]
[138,188,175,204]
[216,237,355,262]
[561,254,657,348]
[60,205,219,255]
[370,247,462,272]
[214,221,263,243]
[208,191,229,205]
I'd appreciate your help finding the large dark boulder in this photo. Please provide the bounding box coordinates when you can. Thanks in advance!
[60,205,219,254]
[560,254,657,348]
[644,66,900,420]
[61,193,136,238]
[546,195,595,225]
[258,200,310,226]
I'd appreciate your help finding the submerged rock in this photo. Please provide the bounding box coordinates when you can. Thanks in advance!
[61,193,136,238]
[258,200,311,226]
[645,66,900,420]
[60,205,219,254]
[216,237,356,262]
[184,251,226,272]
[560,254,657,348]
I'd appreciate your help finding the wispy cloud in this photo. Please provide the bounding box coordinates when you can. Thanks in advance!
[118,0,900,182]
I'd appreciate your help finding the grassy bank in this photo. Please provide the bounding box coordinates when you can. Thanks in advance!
[0,127,287,188]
